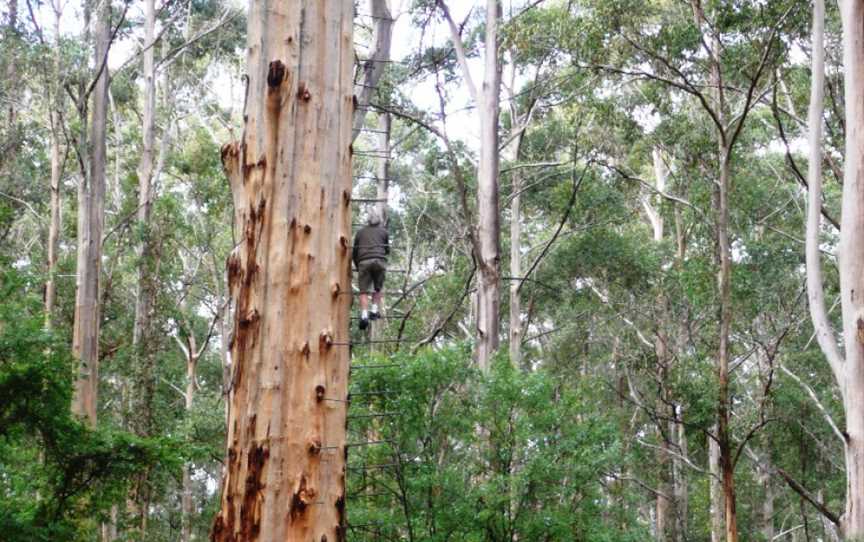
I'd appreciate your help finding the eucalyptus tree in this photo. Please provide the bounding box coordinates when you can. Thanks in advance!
[72,0,112,425]
[210,0,354,538]
[807,0,864,537]
[437,0,503,370]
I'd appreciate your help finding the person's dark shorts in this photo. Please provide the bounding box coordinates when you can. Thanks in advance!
[358,259,386,293]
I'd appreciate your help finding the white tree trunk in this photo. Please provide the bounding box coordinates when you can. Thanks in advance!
[352,0,392,142]
[45,0,63,328]
[474,0,502,371]
[72,0,110,425]
[709,430,724,542]
[210,0,353,538]
[838,0,864,536]
[509,174,521,366]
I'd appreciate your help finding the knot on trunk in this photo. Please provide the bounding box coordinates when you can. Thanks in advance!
[267,60,286,88]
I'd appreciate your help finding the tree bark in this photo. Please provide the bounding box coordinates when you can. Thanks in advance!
[474,0,502,371]
[5,0,17,128]
[509,169,521,367]
[210,1,353,539]
[130,0,158,532]
[72,0,110,426]
[672,407,688,539]
[838,0,864,536]
[708,430,724,542]
[180,330,200,542]
[45,0,63,328]
[352,0,392,142]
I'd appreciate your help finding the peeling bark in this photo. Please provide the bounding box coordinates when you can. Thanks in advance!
[210,1,353,540]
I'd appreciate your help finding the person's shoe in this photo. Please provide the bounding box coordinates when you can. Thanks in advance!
[370,304,380,320]
[359,316,369,330]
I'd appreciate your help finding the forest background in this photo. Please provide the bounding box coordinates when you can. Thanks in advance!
[0,0,860,540]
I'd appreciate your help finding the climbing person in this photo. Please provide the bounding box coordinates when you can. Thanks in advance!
[353,209,389,330]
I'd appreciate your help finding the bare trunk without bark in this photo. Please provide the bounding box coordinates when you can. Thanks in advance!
[72,0,109,425]
[210,1,353,539]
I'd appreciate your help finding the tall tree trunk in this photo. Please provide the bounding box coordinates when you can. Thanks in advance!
[180,331,199,542]
[805,1,864,537]
[5,0,17,128]
[672,407,688,539]
[645,149,674,542]
[758,460,774,541]
[509,169,521,367]
[709,429,724,542]
[838,0,864,536]
[72,0,110,425]
[210,0,353,539]
[130,0,158,533]
[352,0,392,142]
[45,0,63,328]
[474,0,502,371]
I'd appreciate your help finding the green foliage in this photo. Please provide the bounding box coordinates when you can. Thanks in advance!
[347,347,645,541]
[0,270,177,540]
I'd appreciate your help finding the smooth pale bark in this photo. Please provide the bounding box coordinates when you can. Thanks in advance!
[5,0,17,128]
[438,0,502,370]
[352,0,392,142]
[758,461,774,541]
[806,1,864,536]
[210,0,353,539]
[709,430,724,542]
[474,0,502,371]
[45,0,63,327]
[133,0,157,353]
[177,327,205,542]
[509,173,521,366]
[833,1,864,536]
[129,0,158,532]
[72,0,110,425]
[672,407,688,538]
[645,149,673,542]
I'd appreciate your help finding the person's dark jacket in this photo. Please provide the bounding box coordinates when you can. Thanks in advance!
[353,225,389,267]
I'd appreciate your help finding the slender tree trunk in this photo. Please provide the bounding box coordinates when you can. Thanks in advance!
[352,0,392,142]
[210,1,353,539]
[758,460,774,541]
[5,0,17,128]
[509,171,521,367]
[130,0,158,533]
[181,332,199,542]
[646,149,673,542]
[716,152,738,542]
[45,1,63,327]
[672,407,688,538]
[709,429,724,542]
[72,0,109,425]
[133,0,156,352]
[474,0,502,371]
[806,1,864,537]
[839,0,864,537]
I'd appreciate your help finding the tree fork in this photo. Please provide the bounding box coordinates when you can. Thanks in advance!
[210,1,353,540]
